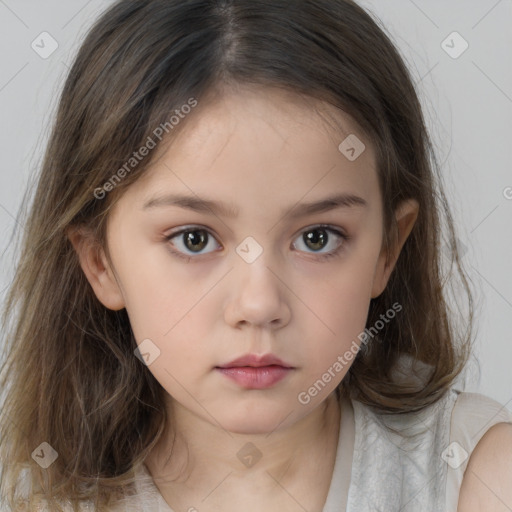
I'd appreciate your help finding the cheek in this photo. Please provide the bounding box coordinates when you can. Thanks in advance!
[111,236,207,339]
[299,286,367,372]
[116,248,220,378]
[304,261,375,335]
[295,253,379,374]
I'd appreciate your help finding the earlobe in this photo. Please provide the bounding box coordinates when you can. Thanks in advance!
[66,226,126,311]
[371,199,419,299]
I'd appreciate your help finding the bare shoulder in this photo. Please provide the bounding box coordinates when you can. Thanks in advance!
[457,421,512,512]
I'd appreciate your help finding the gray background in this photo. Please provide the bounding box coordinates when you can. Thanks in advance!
[0,1,511,407]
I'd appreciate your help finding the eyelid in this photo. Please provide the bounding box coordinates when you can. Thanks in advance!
[292,223,348,239]
[165,223,349,240]
[165,224,215,237]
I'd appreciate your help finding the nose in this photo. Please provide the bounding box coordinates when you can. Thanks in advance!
[224,252,292,330]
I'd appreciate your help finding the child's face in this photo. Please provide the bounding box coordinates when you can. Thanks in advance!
[80,86,414,434]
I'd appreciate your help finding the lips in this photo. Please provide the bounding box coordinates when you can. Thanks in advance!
[216,353,294,369]
[215,353,295,389]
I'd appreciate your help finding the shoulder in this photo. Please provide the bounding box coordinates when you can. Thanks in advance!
[457,422,512,511]
[454,393,512,512]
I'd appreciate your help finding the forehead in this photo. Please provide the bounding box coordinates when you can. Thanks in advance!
[118,85,380,217]
[164,85,371,163]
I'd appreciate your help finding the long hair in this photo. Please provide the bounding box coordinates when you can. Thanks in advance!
[0,0,474,509]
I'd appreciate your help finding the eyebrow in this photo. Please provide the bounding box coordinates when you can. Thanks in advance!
[142,192,368,218]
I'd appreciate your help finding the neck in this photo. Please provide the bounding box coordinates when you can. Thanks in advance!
[145,392,342,504]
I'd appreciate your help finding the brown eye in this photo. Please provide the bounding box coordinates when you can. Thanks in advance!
[182,230,209,252]
[166,227,221,257]
[303,229,329,252]
[292,225,348,260]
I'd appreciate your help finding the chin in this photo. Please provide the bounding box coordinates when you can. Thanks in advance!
[223,422,279,436]
[217,406,299,436]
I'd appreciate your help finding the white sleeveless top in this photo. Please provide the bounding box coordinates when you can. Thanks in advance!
[130,388,512,512]
[25,386,512,511]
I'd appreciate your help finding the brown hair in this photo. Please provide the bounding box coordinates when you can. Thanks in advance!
[0,0,474,509]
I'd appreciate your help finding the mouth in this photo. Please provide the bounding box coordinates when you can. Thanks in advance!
[217,353,294,369]
[215,365,294,389]
[215,353,295,389]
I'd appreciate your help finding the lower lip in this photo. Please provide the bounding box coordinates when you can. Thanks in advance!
[216,366,293,389]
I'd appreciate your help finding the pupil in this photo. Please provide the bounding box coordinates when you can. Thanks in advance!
[305,229,327,251]
[185,230,207,252]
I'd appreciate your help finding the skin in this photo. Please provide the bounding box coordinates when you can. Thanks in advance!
[69,85,419,512]
[457,422,512,511]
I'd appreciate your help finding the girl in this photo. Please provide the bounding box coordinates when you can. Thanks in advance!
[1,0,511,511]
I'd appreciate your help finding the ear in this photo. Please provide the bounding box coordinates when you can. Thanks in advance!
[371,199,419,299]
[67,226,126,311]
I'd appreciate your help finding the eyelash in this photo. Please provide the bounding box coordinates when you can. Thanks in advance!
[164,224,350,262]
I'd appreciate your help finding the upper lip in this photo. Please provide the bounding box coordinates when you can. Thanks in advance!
[216,354,294,369]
